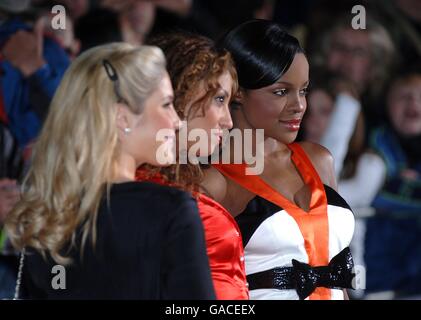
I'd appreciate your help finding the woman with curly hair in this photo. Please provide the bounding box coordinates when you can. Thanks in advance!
[5,42,215,299]
[137,32,249,299]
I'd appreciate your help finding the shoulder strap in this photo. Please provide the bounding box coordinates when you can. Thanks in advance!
[14,247,25,300]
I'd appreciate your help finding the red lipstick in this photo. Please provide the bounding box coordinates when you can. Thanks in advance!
[279,119,301,131]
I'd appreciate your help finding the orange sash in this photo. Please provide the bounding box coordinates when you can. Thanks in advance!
[213,143,331,299]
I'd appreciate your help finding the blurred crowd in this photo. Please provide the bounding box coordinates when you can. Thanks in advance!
[0,0,420,299]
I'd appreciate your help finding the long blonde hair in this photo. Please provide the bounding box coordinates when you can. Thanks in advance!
[5,42,166,264]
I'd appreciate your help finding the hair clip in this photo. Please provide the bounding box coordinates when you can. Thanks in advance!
[102,59,119,82]
[102,59,128,104]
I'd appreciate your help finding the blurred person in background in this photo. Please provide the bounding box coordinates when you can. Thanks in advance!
[0,0,70,148]
[364,68,421,298]
[370,69,421,214]
[312,13,396,132]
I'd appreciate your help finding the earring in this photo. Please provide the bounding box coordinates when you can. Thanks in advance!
[124,127,131,135]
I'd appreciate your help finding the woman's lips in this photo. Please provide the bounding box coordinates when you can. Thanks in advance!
[213,133,223,144]
[279,119,302,131]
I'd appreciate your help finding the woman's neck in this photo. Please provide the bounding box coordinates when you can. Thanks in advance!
[264,137,291,158]
[112,153,139,183]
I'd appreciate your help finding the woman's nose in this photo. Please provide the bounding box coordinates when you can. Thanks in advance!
[220,104,233,129]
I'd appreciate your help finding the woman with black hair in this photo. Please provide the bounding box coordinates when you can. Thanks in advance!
[203,20,356,300]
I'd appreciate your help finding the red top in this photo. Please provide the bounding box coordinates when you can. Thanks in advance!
[135,169,249,300]
[196,193,249,300]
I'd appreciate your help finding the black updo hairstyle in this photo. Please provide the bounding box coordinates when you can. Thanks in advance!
[217,19,305,90]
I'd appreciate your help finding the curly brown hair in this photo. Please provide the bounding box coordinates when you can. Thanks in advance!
[140,32,238,192]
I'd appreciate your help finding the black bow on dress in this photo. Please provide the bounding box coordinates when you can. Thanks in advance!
[291,247,355,300]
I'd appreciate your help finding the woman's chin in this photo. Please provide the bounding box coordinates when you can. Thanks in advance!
[269,132,298,145]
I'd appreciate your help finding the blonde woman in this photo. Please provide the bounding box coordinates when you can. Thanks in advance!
[5,43,215,299]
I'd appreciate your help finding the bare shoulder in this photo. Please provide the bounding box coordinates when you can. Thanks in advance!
[297,141,337,190]
[298,141,333,164]
[201,166,255,217]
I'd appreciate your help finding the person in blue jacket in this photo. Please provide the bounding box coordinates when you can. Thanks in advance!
[0,0,70,149]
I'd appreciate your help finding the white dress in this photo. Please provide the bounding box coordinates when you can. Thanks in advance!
[215,143,355,300]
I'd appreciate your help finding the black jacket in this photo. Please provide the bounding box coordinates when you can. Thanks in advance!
[23,181,216,299]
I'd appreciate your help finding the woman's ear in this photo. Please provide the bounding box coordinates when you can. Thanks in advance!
[116,103,131,133]
[230,89,245,111]
[233,89,244,105]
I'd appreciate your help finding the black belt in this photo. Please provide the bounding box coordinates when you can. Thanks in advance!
[247,247,355,300]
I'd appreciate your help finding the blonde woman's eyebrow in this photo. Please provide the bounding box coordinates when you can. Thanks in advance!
[164,94,174,101]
